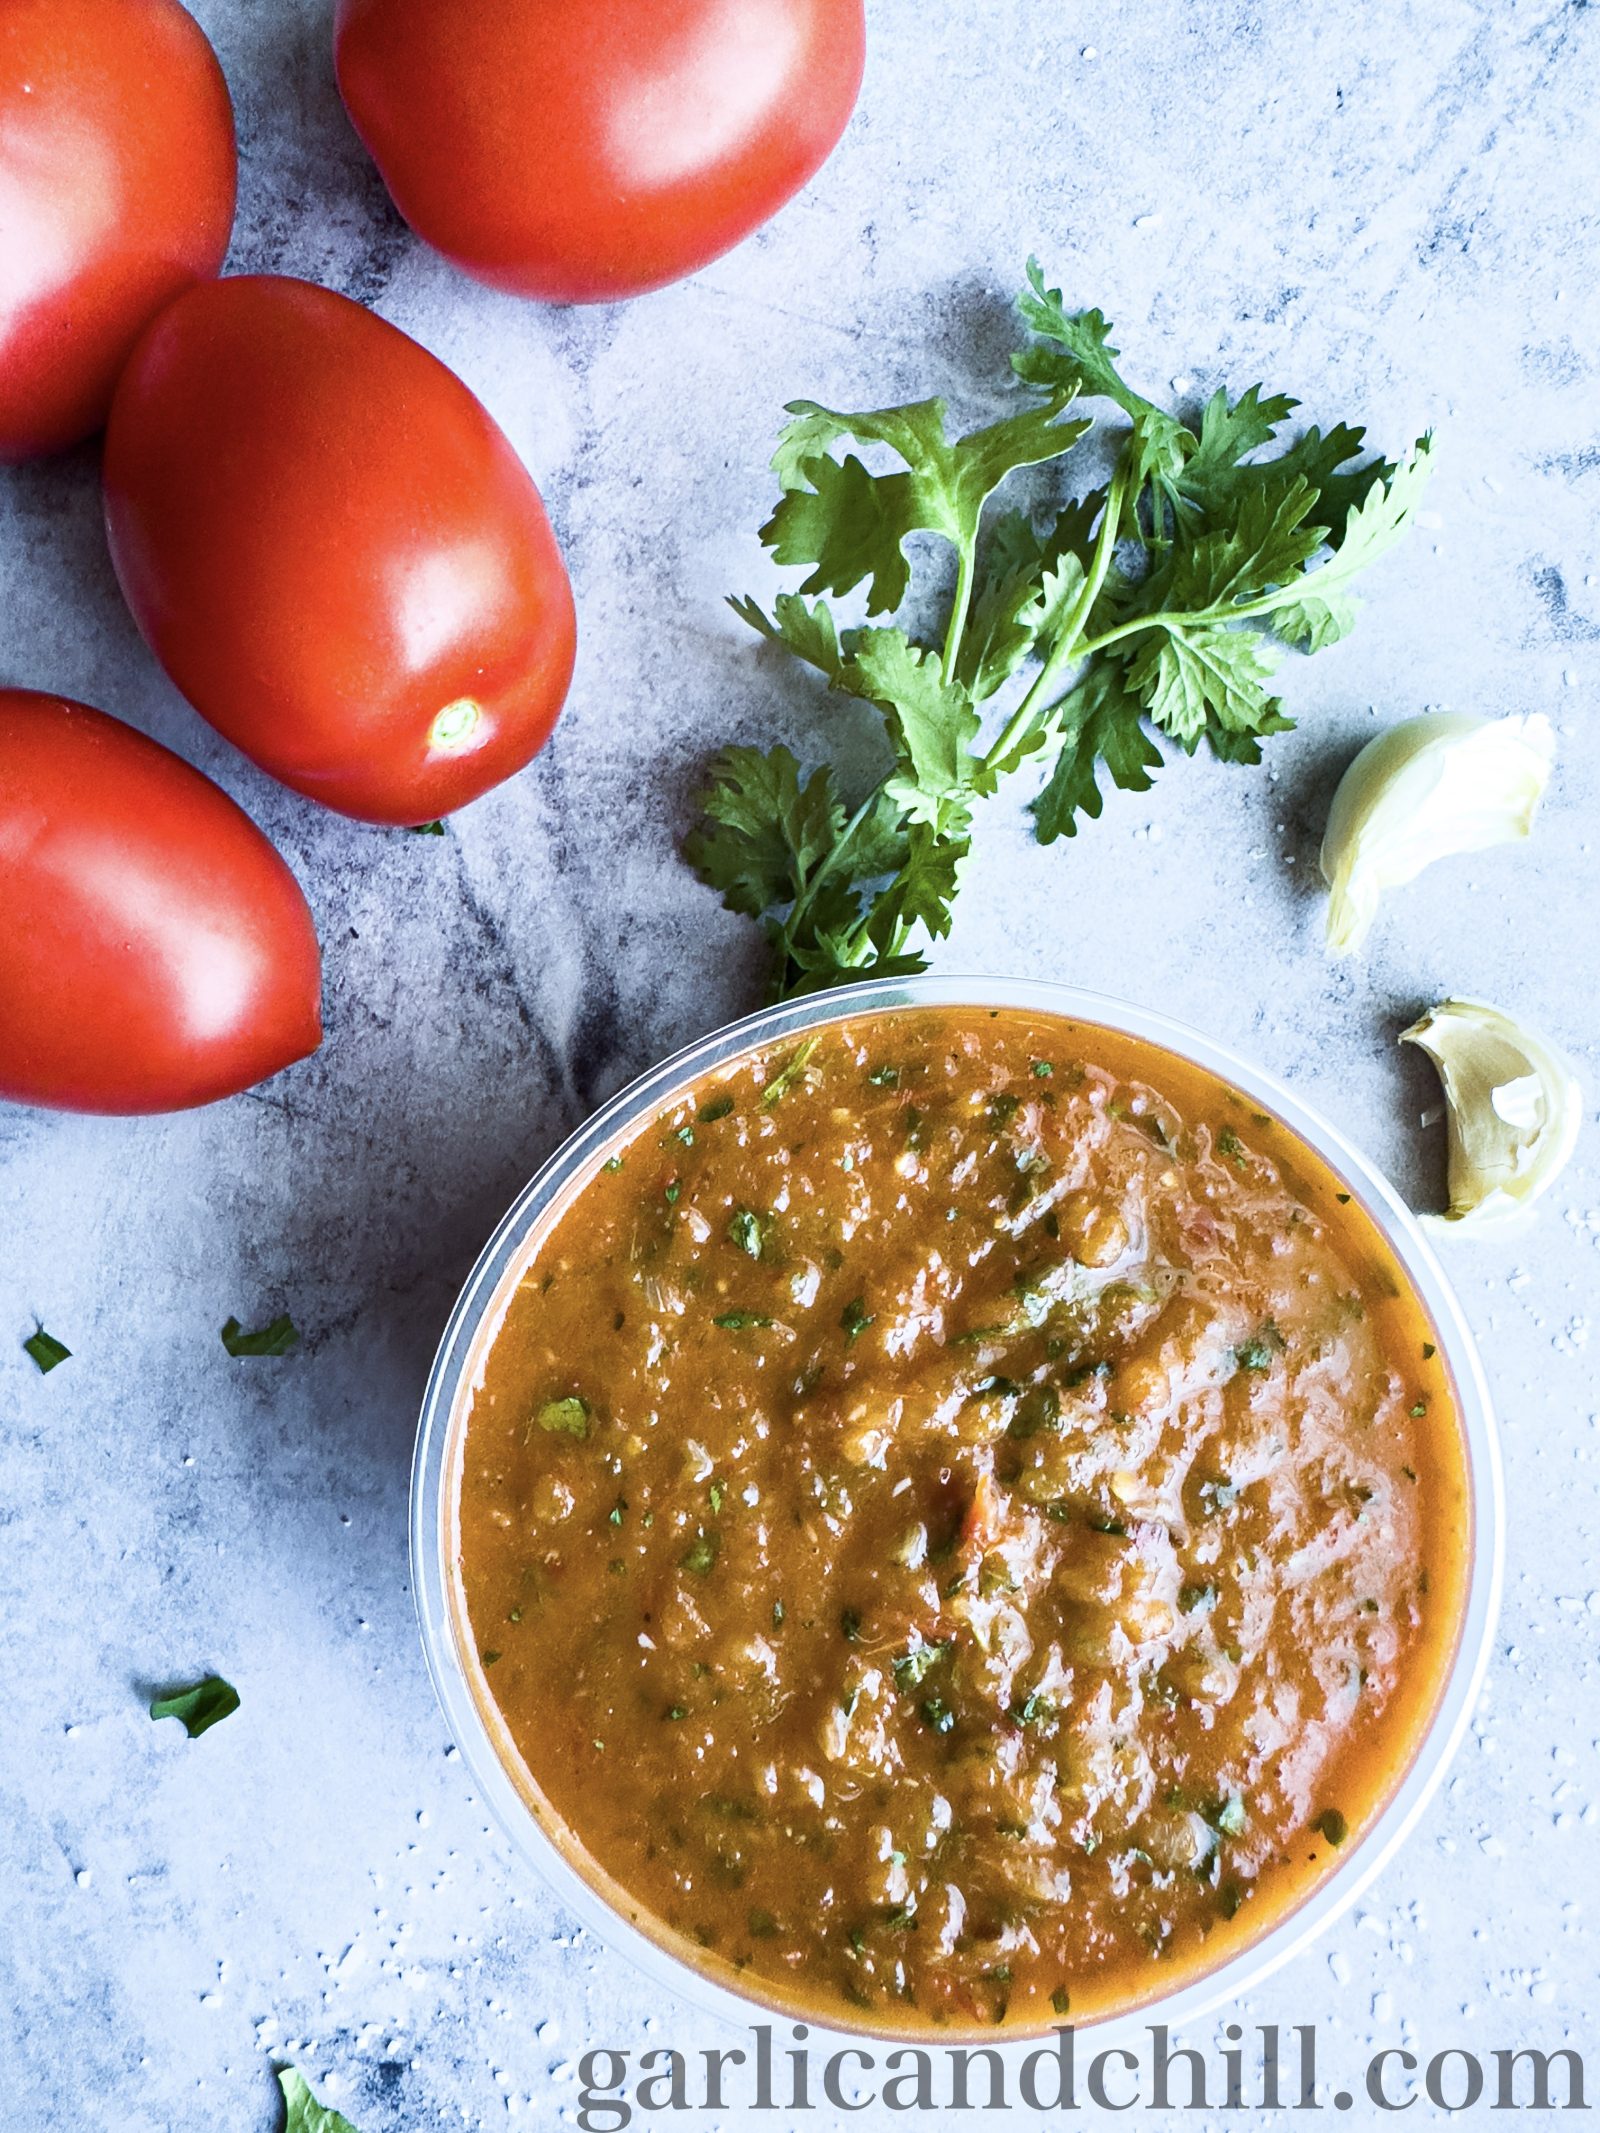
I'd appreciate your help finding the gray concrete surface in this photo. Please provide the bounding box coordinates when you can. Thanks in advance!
[2,0,1597,2125]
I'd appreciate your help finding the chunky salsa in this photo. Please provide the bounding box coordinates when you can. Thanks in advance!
[452,1007,1468,2032]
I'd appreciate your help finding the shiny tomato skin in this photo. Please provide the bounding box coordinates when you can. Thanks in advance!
[102,275,577,824]
[0,690,323,1115]
[0,0,236,462]
[332,0,865,303]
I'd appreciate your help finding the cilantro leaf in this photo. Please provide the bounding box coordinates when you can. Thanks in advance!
[684,745,845,920]
[1031,664,1164,842]
[149,1674,240,1738]
[278,2067,363,2133]
[1127,621,1283,749]
[762,391,1089,617]
[220,1314,299,1357]
[849,630,987,835]
[24,1325,70,1374]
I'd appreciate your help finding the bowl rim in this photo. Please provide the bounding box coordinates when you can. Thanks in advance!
[410,972,1503,2051]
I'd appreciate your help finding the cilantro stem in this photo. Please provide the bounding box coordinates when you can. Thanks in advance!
[983,459,1131,775]
[941,540,977,686]
[779,782,888,964]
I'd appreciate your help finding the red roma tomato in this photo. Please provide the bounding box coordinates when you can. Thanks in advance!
[0,690,322,1115]
[332,0,865,303]
[0,0,236,462]
[102,276,577,825]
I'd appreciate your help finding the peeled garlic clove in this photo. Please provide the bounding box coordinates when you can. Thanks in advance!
[1402,998,1582,1236]
[1321,712,1555,955]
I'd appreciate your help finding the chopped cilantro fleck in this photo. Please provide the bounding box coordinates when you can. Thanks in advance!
[149,1674,239,1738]
[23,1325,70,1373]
[1314,1808,1349,1846]
[699,1095,735,1122]
[714,1310,773,1330]
[536,1395,590,1438]
[841,1297,875,1341]
[681,1532,721,1575]
[220,1313,299,1357]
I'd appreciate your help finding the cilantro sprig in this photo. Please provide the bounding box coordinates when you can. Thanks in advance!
[688,262,1430,997]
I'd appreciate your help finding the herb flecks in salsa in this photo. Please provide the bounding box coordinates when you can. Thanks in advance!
[456,1007,1467,2034]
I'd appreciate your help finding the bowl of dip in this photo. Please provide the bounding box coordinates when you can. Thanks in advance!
[411,975,1501,2041]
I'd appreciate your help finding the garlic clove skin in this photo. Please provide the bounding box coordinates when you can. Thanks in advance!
[1321,712,1555,956]
[1402,997,1582,1237]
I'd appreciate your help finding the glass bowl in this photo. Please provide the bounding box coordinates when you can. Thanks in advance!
[411,974,1502,2048]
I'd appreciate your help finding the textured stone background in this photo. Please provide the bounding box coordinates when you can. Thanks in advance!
[2,1,1598,2126]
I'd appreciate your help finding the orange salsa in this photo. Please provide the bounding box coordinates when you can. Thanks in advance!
[453,1007,1468,2032]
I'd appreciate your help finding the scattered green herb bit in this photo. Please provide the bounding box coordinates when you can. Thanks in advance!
[664,1180,681,1206]
[985,1965,1013,1986]
[759,1037,819,1105]
[1178,1582,1218,1615]
[149,1675,239,1739]
[603,1155,625,1173]
[840,1608,862,1642]
[1409,1398,1428,1417]
[1359,1597,1380,1614]
[536,1395,590,1438]
[1012,1690,1056,1728]
[709,1479,726,1514]
[867,1064,900,1086]
[1335,1190,1352,1204]
[1401,1464,1417,1483]
[220,1313,298,1357]
[884,1904,916,1931]
[772,1599,786,1627]
[1216,1128,1247,1168]
[1422,1340,1436,1359]
[727,1206,766,1258]
[1051,1986,1071,2016]
[406,820,446,835]
[1314,1808,1349,1847]
[748,1908,779,1938]
[699,1094,735,1122]
[1087,1513,1128,1537]
[672,1123,696,1146]
[1031,1061,1055,1079]
[608,1498,626,1528]
[1008,1383,1062,1440]
[681,1532,722,1575]
[892,1641,949,1691]
[1218,1880,1244,1920]
[688,269,1428,998]
[988,1092,1020,1126]
[23,1325,70,1373]
[714,1310,773,1330]
[841,1296,875,1341]
[278,2065,363,2133]
[1234,1319,1286,1374]
[1212,1795,1248,1838]
[665,1704,688,1721]
[919,1695,956,1734]
[481,1647,503,1665]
